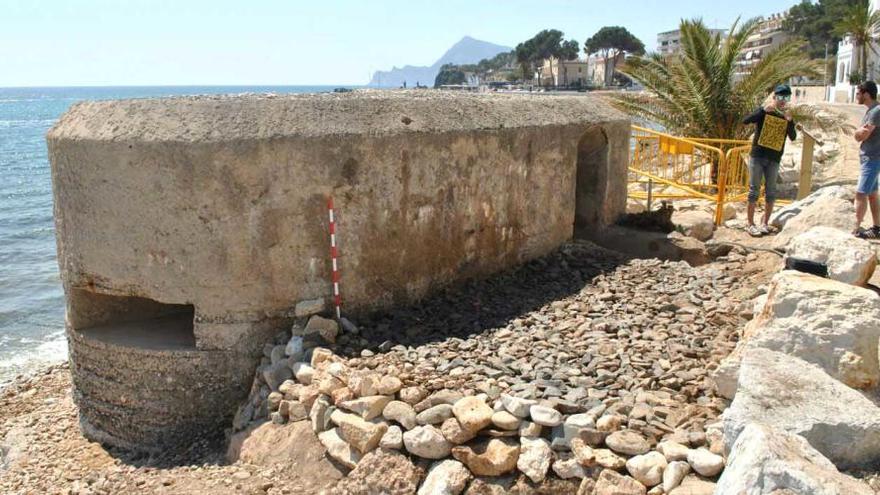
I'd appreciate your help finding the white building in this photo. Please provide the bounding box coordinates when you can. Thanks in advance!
[832,0,880,102]
[657,28,726,57]
[734,12,792,80]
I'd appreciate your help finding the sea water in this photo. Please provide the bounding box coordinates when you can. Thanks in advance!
[0,85,348,385]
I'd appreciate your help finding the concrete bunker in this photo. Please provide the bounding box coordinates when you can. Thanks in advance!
[47,91,629,451]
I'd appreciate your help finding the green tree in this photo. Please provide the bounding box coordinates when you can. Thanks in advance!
[516,39,537,82]
[785,0,860,60]
[434,64,467,88]
[584,26,645,86]
[561,39,581,61]
[834,0,880,80]
[613,18,845,140]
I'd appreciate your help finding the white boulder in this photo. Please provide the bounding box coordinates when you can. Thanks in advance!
[770,185,855,230]
[772,192,856,250]
[723,348,880,469]
[785,226,876,286]
[672,209,715,241]
[716,423,873,495]
[713,270,880,396]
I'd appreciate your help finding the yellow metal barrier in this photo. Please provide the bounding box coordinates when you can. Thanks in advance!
[630,125,811,226]
[629,125,740,225]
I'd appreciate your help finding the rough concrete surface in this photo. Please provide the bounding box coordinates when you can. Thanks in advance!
[47,90,629,451]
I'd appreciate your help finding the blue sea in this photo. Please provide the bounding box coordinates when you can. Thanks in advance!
[0,85,351,385]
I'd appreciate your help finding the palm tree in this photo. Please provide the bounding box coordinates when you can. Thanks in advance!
[834,0,880,82]
[612,18,845,140]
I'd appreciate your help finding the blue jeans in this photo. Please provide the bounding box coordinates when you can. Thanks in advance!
[748,156,779,203]
[857,156,880,194]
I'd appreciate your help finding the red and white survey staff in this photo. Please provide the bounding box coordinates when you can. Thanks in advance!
[327,197,342,319]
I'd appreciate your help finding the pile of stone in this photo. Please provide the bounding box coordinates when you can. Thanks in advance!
[231,242,766,493]
[241,336,726,494]
[712,269,880,493]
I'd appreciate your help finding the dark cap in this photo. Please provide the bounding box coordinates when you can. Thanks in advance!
[774,84,792,96]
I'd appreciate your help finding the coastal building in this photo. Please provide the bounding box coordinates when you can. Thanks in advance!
[588,55,608,87]
[658,28,726,57]
[538,57,591,87]
[47,92,630,452]
[832,0,880,102]
[734,12,792,80]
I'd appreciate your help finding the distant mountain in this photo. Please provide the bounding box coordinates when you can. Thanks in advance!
[369,36,512,87]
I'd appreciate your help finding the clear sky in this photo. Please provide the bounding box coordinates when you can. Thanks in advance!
[1,0,801,87]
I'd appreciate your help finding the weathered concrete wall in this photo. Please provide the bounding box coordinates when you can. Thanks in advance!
[48,91,629,450]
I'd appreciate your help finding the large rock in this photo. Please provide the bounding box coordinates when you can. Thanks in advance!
[785,226,877,286]
[716,423,873,495]
[625,451,667,487]
[713,271,880,397]
[451,438,520,476]
[770,185,855,230]
[595,469,647,495]
[404,425,453,459]
[331,449,423,495]
[452,396,493,434]
[772,193,856,250]
[226,420,346,490]
[318,428,362,469]
[418,459,473,495]
[517,437,553,483]
[723,348,880,469]
[672,209,714,241]
[330,410,387,454]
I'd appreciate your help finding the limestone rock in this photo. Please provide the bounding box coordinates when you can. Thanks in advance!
[419,459,472,495]
[656,441,690,462]
[595,469,647,495]
[294,298,325,317]
[418,404,455,425]
[518,421,542,438]
[305,315,340,343]
[662,461,690,493]
[667,231,710,266]
[517,436,553,483]
[310,395,333,433]
[626,451,667,487]
[772,193,856,250]
[596,414,623,432]
[714,271,880,396]
[785,227,877,286]
[552,413,595,450]
[770,185,855,230]
[453,396,494,434]
[292,362,314,385]
[723,348,880,469]
[318,428,361,469]
[491,411,520,431]
[381,425,404,450]
[451,438,520,476]
[668,476,715,495]
[377,376,404,396]
[332,449,422,495]
[403,425,453,459]
[716,423,874,495]
[331,410,388,454]
[606,430,650,456]
[672,209,714,241]
[339,395,393,421]
[594,449,627,470]
[400,386,428,405]
[384,400,418,430]
[553,455,587,479]
[685,448,723,477]
[441,417,477,445]
[347,371,381,397]
[571,437,596,467]
[529,405,563,427]
[500,395,536,418]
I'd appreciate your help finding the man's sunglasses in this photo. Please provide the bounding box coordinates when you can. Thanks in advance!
[775,95,791,101]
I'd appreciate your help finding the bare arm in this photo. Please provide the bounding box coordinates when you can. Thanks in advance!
[856,124,876,142]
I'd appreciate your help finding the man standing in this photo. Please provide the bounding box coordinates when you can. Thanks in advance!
[742,85,797,237]
[853,81,880,239]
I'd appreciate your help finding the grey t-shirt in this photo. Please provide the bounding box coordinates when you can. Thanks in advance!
[861,103,880,159]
